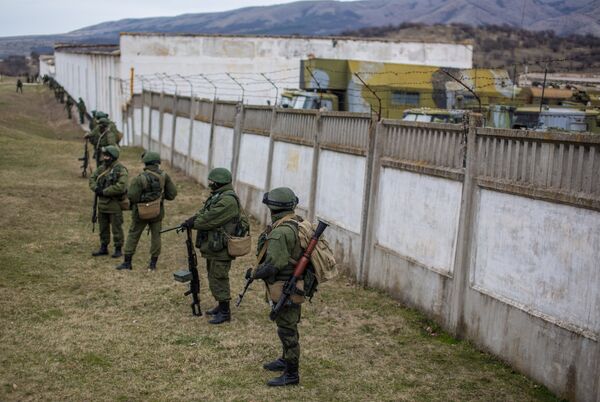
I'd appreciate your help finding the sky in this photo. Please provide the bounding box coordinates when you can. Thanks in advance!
[0,0,353,37]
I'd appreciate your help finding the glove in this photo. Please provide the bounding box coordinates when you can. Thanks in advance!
[253,263,278,280]
[181,216,195,229]
[245,267,253,280]
[95,187,104,196]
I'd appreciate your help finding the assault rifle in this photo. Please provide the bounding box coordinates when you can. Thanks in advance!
[236,269,254,307]
[78,138,89,177]
[162,225,202,317]
[91,194,98,232]
[269,220,328,321]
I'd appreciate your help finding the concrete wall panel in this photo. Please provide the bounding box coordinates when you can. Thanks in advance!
[376,168,462,276]
[162,113,174,147]
[212,125,234,170]
[315,150,365,234]
[471,189,600,336]
[175,117,190,154]
[237,133,269,189]
[150,109,160,140]
[191,121,211,165]
[270,142,313,213]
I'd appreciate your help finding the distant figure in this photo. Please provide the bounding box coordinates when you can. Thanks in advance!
[65,97,74,119]
[77,98,87,124]
[16,79,23,94]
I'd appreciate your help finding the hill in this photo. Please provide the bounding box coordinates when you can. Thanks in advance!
[1,0,599,58]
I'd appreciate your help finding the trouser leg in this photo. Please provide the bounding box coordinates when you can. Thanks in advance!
[124,218,147,256]
[98,212,111,246]
[149,220,162,258]
[109,211,124,248]
[275,305,301,369]
[206,259,231,302]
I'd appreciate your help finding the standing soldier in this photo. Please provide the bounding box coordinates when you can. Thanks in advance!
[77,98,87,125]
[180,168,243,325]
[65,96,74,119]
[85,117,118,167]
[89,145,128,258]
[116,151,177,271]
[16,79,23,93]
[249,187,303,386]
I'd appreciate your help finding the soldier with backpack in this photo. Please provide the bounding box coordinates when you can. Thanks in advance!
[180,167,249,325]
[248,187,337,387]
[116,151,177,271]
[85,117,120,167]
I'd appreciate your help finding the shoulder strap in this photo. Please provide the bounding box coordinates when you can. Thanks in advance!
[145,170,165,192]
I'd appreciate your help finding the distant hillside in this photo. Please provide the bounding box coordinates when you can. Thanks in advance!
[1,0,599,57]
[341,23,600,74]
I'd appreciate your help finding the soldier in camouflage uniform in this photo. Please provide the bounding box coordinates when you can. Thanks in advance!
[249,187,303,386]
[77,98,87,124]
[116,151,177,271]
[85,117,118,167]
[181,168,243,325]
[89,145,128,258]
[65,96,74,119]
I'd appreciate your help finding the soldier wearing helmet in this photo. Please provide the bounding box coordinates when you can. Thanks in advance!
[89,145,129,258]
[116,151,177,271]
[248,187,303,386]
[180,167,245,325]
[85,114,118,167]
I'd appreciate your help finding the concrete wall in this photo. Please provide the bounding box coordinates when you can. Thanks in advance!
[38,56,55,78]
[120,33,473,104]
[126,92,599,402]
[54,50,124,137]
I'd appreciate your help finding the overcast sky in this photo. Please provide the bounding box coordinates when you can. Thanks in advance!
[0,0,351,37]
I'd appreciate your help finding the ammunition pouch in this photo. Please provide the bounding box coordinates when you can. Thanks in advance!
[267,280,305,305]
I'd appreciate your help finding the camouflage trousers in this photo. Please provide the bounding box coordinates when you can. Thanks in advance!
[275,304,301,369]
[205,259,231,302]
[98,211,124,247]
[124,218,162,258]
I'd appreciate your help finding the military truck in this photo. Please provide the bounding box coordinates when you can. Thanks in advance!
[512,106,600,133]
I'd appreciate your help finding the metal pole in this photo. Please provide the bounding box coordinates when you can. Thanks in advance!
[226,73,244,103]
[354,73,382,121]
[261,72,279,106]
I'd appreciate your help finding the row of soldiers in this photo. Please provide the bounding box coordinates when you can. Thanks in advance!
[88,144,304,386]
[42,75,88,124]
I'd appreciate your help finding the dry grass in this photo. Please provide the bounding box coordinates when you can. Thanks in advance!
[0,79,563,401]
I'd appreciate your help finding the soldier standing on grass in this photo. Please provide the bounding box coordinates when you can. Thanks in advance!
[77,98,87,125]
[180,168,243,325]
[16,79,23,93]
[89,146,128,258]
[65,97,74,119]
[116,151,177,271]
[85,117,118,167]
[249,187,303,386]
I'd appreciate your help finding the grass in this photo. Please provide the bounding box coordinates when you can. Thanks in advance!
[0,78,564,401]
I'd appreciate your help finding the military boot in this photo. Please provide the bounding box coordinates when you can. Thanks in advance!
[206,304,221,316]
[208,301,230,324]
[116,254,133,270]
[263,358,286,372]
[111,246,122,258]
[267,362,299,386]
[92,244,109,257]
[147,256,158,271]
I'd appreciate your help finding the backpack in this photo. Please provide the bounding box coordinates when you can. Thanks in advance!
[275,216,338,300]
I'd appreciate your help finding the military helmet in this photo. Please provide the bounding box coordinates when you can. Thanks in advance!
[96,111,109,119]
[97,117,110,125]
[102,145,120,159]
[262,187,298,211]
[208,168,232,184]
[142,151,161,165]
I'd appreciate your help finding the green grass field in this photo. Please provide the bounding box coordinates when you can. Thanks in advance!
[0,78,563,401]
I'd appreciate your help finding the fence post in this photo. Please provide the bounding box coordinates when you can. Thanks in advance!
[186,96,196,176]
[358,120,385,285]
[307,111,322,223]
[207,97,217,172]
[158,91,165,155]
[231,103,245,185]
[263,107,278,224]
[170,93,178,166]
[448,114,482,336]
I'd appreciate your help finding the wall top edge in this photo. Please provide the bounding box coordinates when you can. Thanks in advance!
[119,32,473,47]
[381,119,463,131]
[477,127,600,144]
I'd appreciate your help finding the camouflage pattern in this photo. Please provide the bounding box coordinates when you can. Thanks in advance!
[87,122,119,166]
[123,164,177,258]
[206,259,232,302]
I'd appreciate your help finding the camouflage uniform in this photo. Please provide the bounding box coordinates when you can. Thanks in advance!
[86,118,119,167]
[117,152,177,271]
[77,98,87,124]
[182,168,242,324]
[65,97,73,119]
[253,187,303,386]
[89,146,128,257]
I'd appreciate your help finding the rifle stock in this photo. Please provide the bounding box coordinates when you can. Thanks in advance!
[169,227,202,317]
[78,138,89,177]
[236,274,254,307]
[269,220,328,320]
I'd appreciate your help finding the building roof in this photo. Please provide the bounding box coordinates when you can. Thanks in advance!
[54,44,120,56]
